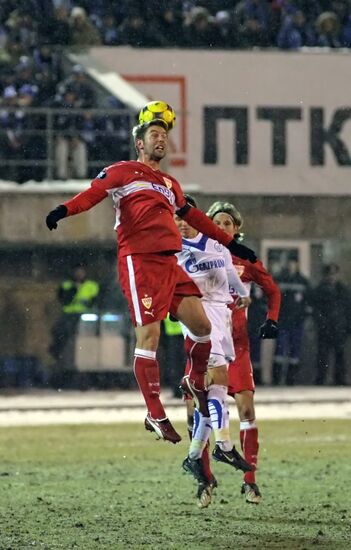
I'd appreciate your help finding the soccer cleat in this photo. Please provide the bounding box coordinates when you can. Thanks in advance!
[182,456,214,509]
[197,481,213,509]
[182,456,208,483]
[144,414,181,444]
[241,482,262,504]
[212,444,253,472]
[180,375,209,416]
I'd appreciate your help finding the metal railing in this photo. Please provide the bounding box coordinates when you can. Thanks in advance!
[0,107,136,182]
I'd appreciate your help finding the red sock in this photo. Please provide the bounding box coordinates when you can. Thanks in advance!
[201,442,213,482]
[240,422,259,484]
[184,336,211,390]
[133,351,166,420]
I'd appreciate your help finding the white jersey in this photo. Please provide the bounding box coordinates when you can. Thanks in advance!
[176,233,249,304]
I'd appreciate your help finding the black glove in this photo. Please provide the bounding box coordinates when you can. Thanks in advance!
[227,239,257,263]
[259,319,278,339]
[46,205,68,230]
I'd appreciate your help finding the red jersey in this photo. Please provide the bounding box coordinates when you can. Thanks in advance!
[227,256,281,394]
[229,257,281,341]
[63,160,232,258]
[64,161,185,257]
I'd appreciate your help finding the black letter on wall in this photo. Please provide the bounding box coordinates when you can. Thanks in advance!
[203,107,248,165]
[310,108,351,165]
[257,107,302,165]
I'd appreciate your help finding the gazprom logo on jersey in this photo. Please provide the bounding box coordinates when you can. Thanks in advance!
[152,183,175,205]
[185,257,225,273]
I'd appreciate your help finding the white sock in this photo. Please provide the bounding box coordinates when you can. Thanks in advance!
[208,384,232,452]
[189,408,212,459]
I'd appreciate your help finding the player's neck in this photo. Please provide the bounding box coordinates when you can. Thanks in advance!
[137,158,161,172]
[182,229,199,240]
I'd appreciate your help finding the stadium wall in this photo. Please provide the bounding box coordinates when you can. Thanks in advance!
[77,47,351,196]
[0,187,350,368]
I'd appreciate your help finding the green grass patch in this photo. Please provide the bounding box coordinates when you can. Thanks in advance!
[0,419,350,549]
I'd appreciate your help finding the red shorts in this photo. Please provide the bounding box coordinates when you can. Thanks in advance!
[227,307,255,395]
[118,253,201,326]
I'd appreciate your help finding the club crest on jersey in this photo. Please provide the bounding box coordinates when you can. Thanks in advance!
[96,169,107,179]
[151,183,175,205]
[235,265,245,277]
[163,177,172,189]
[141,296,153,309]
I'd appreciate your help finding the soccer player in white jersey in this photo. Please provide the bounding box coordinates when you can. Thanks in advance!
[174,195,252,508]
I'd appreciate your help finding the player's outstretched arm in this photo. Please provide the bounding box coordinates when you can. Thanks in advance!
[45,180,109,230]
[248,260,281,337]
[176,203,257,263]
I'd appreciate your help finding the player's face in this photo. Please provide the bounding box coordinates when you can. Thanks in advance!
[212,212,238,237]
[174,214,198,238]
[142,125,169,160]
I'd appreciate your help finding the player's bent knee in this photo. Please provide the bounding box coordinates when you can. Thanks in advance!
[191,319,211,337]
[238,405,255,421]
[207,365,228,386]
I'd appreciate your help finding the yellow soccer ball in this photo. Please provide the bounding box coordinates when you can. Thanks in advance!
[139,100,176,130]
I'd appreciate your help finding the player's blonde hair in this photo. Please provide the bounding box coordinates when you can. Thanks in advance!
[207,201,243,229]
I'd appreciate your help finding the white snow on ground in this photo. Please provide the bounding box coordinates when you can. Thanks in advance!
[0,387,350,426]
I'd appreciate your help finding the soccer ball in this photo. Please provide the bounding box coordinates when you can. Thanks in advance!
[139,101,176,130]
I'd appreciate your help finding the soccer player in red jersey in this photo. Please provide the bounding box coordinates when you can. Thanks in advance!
[207,201,281,503]
[45,116,257,444]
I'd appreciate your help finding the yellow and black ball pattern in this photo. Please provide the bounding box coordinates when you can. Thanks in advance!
[139,100,176,130]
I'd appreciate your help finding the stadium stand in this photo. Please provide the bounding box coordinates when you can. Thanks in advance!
[1,1,351,182]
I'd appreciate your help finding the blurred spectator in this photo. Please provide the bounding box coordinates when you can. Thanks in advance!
[315,11,342,47]
[32,45,62,104]
[0,85,23,182]
[0,82,45,183]
[277,10,316,48]
[272,256,311,385]
[32,43,62,82]
[100,12,120,45]
[41,6,71,45]
[14,57,36,89]
[36,67,59,105]
[52,86,88,179]
[93,96,130,171]
[49,264,100,388]
[184,6,222,48]
[154,2,185,47]
[214,11,240,49]
[190,1,236,15]
[58,64,96,108]
[234,0,273,48]
[331,0,351,46]
[69,6,102,49]
[0,35,27,68]
[80,109,101,177]
[117,13,167,47]
[0,83,44,184]
[5,8,39,51]
[17,83,47,182]
[312,264,351,385]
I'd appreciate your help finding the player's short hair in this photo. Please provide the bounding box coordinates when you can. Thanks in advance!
[183,193,197,208]
[132,119,169,143]
[207,201,243,229]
